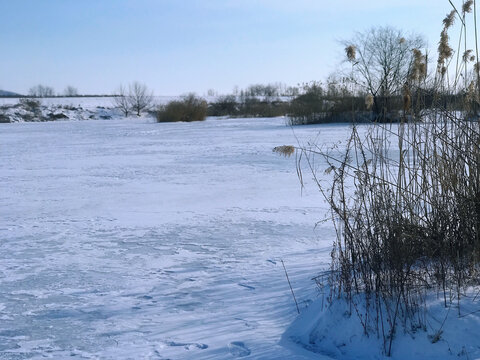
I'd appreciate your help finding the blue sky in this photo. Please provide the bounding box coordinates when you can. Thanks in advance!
[0,0,451,95]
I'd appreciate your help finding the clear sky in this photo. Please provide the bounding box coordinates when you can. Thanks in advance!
[0,0,452,96]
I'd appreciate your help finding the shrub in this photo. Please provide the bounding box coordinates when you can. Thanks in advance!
[19,98,41,113]
[156,94,207,122]
[208,95,238,116]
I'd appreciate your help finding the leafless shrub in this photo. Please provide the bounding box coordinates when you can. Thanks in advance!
[113,85,131,117]
[156,94,207,123]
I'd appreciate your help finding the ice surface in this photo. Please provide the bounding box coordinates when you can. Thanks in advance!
[0,116,344,359]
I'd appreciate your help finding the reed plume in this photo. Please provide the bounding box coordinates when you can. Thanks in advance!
[463,0,473,14]
[273,145,295,157]
[365,94,374,110]
[345,45,356,62]
[443,10,456,28]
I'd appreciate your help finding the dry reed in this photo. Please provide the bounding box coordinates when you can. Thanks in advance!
[273,145,295,157]
[294,1,480,356]
[365,94,374,110]
[345,45,356,62]
[463,0,474,14]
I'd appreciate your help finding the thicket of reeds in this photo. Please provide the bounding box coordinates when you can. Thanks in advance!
[294,1,480,355]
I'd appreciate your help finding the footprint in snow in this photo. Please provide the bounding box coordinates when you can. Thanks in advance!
[228,341,251,357]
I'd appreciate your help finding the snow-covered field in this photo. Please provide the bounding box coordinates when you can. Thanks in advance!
[2,113,479,359]
[0,115,339,359]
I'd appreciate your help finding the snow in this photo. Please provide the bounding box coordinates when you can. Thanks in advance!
[284,291,480,359]
[0,96,189,108]
[2,112,479,359]
[0,115,340,359]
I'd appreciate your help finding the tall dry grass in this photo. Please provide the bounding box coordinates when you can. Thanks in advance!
[291,1,480,356]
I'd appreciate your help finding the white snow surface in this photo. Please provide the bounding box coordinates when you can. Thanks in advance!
[284,291,480,360]
[1,116,338,359]
[2,114,479,359]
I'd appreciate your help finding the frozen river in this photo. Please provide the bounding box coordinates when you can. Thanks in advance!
[0,116,342,359]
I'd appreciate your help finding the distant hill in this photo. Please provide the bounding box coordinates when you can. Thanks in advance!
[0,90,21,97]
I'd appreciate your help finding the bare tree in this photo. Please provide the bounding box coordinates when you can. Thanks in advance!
[63,86,78,97]
[112,82,153,117]
[207,88,217,97]
[113,85,131,117]
[343,26,426,118]
[29,84,55,97]
[128,82,153,116]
